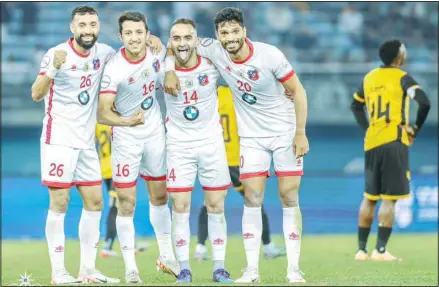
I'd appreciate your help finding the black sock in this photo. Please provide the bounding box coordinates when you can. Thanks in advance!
[358,227,371,252]
[261,205,271,245]
[197,205,208,245]
[376,227,392,253]
[105,206,118,250]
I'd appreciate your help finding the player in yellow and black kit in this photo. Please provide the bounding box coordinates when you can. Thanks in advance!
[195,85,286,260]
[351,40,430,262]
[95,124,148,258]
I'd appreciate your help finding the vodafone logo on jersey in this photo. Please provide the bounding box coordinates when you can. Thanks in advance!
[198,74,209,86]
[247,68,259,81]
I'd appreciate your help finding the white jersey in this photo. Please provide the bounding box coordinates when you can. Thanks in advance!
[99,46,166,141]
[39,38,115,148]
[197,38,296,138]
[162,56,222,149]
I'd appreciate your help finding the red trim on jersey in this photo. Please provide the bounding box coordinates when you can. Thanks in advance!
[231,38,254,64]
[121,47,147,64]
[167,187,193,192]
[279,70,296,83]
[99,90,117,95]
[202,183,233,191]
[239,170,270,179]
[45,80,55,144]
[275,170,304,177]
[39,72,46,76]
[175,55,202,72]
[68,38,90,58]
[73,180,102,187]
[140,174,166,181]
[42,180,72,188]
[113,181,137,188]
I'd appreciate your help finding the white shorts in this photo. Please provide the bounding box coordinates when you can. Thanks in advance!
[112,132,166,188]
[166,137,232,192]
[239,134,304,179]
[40,143,102,188]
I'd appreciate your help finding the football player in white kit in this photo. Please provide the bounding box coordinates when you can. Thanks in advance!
[98,12,178,283]
[162,18,233,284]
[164,7,310,284]
[30,6,120,285]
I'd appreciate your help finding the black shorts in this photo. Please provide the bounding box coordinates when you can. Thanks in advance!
[365,141,410,201]
[229,166,244,194]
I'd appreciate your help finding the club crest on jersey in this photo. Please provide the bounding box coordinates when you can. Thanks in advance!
[186,80,193,88]
[183,106,199,121]
[141,69,149,78]
[198,74,209,86]
[93,58,100,70]
[247,69,259,81]
[242,93,257,105]
[152,59,160,72]
[83,63,89,72]
[78,91,90,105]
[141,97,154,110]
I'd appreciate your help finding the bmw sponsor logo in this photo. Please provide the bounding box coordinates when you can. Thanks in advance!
[141,97,154,110]
[242,93,257,105]
[183,106,199,121]
[78,91,90,105]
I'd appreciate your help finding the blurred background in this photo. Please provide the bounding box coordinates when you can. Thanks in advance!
[1,2,437,239]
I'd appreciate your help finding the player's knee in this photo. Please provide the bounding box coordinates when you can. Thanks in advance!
[205,194,226,213]
[149,192,168,206]
[244,191,263,207]
[117,197,136,216]
[172,199,190,213]
[50,192,70,213]
[280,193,299,208]
[83,197,103,211]
[379,200,396,215]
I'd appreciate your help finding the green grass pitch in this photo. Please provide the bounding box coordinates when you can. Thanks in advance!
[2,233,437,286]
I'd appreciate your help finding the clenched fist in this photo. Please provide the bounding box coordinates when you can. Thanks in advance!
[53,50,67,69]
[129,110,145,127]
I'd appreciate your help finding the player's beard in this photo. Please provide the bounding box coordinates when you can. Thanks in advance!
[223,38,245,55]
[76,34,98,50]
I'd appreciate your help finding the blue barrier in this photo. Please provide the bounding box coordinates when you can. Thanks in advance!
[2,174,436,239]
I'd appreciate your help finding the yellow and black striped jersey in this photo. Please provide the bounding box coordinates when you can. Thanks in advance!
[95,123,112,179]
[353,66,420,151]
[218,86,240,166]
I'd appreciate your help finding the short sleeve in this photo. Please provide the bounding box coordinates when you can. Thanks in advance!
[401,73,421,99]
[99,63,119,95]
[103,47,117,64]
[196,38,220,62]
[38,49,54,76]
[269,46,295,83]
[353,81,365,103]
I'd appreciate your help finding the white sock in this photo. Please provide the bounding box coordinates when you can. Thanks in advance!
[149,202,175,261]
[172,211,190,262]
[45,210,66,275]
[116,216,138,272]
[208,213,227,259]
[242,206,262,270]
[79,209,101,271]
[283,207,302,272]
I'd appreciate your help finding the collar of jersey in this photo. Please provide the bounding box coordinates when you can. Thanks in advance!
[175,55,202,72]
[68,38,91,58]
[231,38,254,65]
[121,47,147,64]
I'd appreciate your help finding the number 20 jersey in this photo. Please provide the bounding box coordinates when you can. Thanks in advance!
[197,38,297,138]
[162,56,222,149]
[39,38,115,149]
[99,46,166,141]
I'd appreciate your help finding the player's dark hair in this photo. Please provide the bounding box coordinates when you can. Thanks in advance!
[118,11,149,34]
[172,18,196,29]
[214,7,244,30]
[379,39,403,66]
[71,5,98,20]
